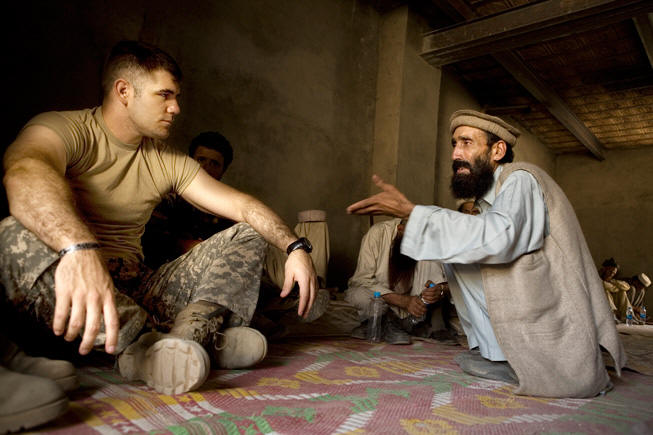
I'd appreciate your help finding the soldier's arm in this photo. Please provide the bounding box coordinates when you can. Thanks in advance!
[181,168,318,317]
[3,125,119,355]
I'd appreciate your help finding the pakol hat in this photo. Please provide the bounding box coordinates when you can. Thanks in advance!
[450,109,521,146]
[637,273,651,288]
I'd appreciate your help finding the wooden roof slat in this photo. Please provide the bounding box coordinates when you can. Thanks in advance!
[493,51,606,159]
[422,0,653,66]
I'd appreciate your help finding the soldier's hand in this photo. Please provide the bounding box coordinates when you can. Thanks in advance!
[281,250,318,318]
[53,249,119,355]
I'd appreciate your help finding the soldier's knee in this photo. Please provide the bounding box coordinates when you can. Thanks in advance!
[231,223,266,249]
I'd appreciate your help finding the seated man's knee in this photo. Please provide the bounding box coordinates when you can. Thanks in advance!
[219,223,265,248]
[344,287,372,313]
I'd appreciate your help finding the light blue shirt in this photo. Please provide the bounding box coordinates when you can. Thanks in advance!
[402,165,549,360]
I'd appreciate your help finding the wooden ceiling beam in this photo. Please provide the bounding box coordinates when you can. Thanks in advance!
[424,0,612,159]
[633,13,653,68]
[493,51,605,160]
[422,0,653,66]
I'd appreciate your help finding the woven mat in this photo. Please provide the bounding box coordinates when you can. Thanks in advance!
[619,332,653,376]
[36,337,653,434]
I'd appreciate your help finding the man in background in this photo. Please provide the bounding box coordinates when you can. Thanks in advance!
[142,131,236,268]
[345,218,449,344]
[141,134,332,330]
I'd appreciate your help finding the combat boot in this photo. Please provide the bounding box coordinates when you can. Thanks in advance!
[212,327,267,369]
[0,366,68,433]
[118,301,222,394]
[170,301,267,370]
[169,301,227,347]
[118,331,210,395]
[1,341,78,392]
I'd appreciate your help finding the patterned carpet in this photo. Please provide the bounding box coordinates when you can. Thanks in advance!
[34,337,653,435]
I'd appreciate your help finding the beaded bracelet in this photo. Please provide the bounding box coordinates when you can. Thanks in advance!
[58,242,101,257]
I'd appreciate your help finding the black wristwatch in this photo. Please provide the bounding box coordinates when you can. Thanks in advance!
[286,237,313,255]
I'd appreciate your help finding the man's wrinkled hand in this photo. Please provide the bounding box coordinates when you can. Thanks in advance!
[421,281,448,305]
[346,175,415,218]
[406,295,427,318]
[53,250,119,355]
[281,250,318,318]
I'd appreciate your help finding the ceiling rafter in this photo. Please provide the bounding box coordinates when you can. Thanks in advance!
[422,0,653,66]
[420,0,653,159]
[633,13,653,68]
[493,51,605,159]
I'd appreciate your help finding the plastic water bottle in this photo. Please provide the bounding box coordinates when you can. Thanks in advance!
[409,282,435,325]
[625,306,634,326]
[368,291,385,343]
[640,306,647,325]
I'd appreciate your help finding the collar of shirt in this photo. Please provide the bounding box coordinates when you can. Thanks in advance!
[476,165,503,213]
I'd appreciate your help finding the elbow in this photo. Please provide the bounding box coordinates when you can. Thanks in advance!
[3,164,26,199]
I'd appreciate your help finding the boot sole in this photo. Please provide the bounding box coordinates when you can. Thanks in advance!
[0,397,68,433]
[120,337,210,395]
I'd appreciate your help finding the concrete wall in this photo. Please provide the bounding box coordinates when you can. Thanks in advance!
[366,6,441,230]
[4,0,380,289]
[556,148,653,308]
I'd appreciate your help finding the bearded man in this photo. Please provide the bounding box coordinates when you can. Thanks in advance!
[347,109,624,398]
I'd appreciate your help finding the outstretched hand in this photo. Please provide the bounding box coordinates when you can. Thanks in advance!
[346,175,415,218]
[281,250,318,318]
[53,250,119,355]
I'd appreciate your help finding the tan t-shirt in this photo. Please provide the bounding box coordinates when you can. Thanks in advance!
[25,107,200,263]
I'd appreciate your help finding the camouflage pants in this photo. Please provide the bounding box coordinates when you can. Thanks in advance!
[0,217,266,353]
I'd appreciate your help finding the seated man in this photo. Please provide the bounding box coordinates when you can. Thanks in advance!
[626,272,650,322]
[599,258,632,322]
[142,131,237,268]
[1,39,317,417]
[347,109,624,398]
[344,218,448,344]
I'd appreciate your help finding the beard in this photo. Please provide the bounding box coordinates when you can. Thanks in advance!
[450,152,495,199]
[388,233,416,293]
